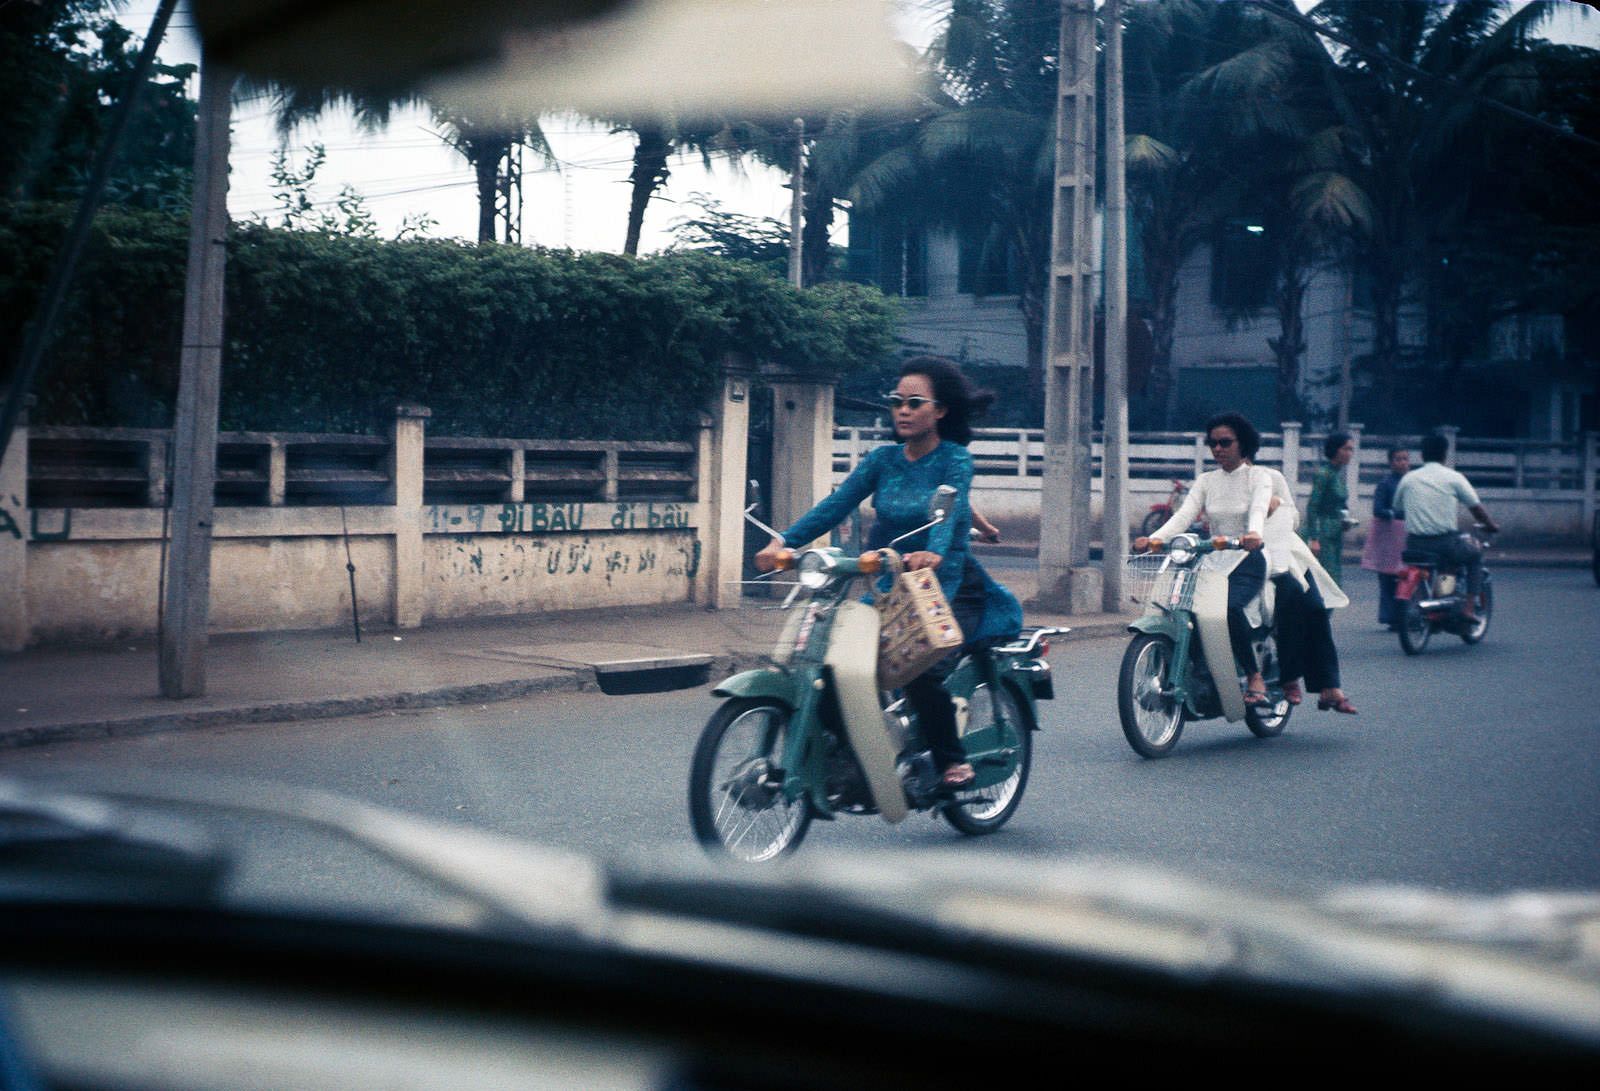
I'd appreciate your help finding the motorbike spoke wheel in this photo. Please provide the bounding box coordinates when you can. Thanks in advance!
[942,682,1031,836]
[1459,578,1493,644]
[1118,634,1185,758]
[689,698,810,862]
[1397,596,1431,656]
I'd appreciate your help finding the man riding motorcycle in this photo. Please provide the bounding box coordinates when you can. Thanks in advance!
[1392,433,1500,620]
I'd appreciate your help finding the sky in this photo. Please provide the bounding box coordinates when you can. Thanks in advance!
[119,1,1596,254]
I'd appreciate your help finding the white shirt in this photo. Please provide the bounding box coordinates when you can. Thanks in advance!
[1392,461,1480,536]
[1152,463,1273,545]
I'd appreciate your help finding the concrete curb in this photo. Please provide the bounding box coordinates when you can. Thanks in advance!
[0,671,595,750]
[0,626,1141,749]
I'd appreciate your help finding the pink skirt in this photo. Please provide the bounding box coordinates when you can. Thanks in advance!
[1360,517,1407,574]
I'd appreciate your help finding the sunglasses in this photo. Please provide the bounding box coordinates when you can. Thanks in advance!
[884,394,938,410]
[1206,436,1236,449]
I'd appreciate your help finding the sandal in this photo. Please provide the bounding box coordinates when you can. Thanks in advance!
[1243,682,1269,705]
[941,763,976,789]
[1282,682,1303,706]
[1317,695,1358,715]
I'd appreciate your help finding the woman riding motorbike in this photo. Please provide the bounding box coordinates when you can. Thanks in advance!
[754,356,1022,789]
[1134,412,1271,706]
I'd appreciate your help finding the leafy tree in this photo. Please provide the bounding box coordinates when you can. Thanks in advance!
[667,193,790,272]
[258,143,434,239]
[1,1,195,211]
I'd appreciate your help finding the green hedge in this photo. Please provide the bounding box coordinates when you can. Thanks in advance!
[0,203,899,439]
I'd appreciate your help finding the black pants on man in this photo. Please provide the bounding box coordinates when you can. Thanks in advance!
[1405,531,1484,600]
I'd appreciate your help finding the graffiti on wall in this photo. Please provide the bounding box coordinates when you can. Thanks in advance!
[437,533,700,586]
[1,507,71,542]
[425,501,692,536]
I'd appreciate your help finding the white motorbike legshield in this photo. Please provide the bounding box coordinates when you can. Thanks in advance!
[1192,567,1247,723]
[823,601,908,824]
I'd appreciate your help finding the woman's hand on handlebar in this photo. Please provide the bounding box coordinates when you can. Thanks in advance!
[753,536,786,573]
[903,551,943,571]
[1133,536,1162,554]
[1241,531,1263,551]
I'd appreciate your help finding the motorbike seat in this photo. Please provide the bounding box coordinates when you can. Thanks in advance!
[1402,550,1439,566]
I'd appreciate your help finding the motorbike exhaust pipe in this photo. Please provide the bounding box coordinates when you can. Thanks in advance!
[1415,598,1457,611]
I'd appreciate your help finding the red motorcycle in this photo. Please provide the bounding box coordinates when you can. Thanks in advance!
[1393,527,1495,655]
[1139,479,1206,538]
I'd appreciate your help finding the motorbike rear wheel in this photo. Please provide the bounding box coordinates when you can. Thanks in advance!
[1459,576,1493,644]
[1398,595,1432,656]
[942,682,1031,836]
[1118,634,1185,758]
[1138,508,1168,538]
[689,698,811,862]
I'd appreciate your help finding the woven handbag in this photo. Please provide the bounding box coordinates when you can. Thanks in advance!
[874,549,964,689]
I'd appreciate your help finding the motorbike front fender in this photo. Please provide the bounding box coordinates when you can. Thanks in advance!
[1128,610,1184,641]
[710,669,800,710]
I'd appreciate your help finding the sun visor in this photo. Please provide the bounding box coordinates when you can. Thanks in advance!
[191,0,914,117]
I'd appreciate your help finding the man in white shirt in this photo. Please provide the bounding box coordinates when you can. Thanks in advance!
[1392,434,1500,618]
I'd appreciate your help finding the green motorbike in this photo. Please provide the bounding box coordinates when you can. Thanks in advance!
[689,488,1065,862]
[1118,533,1292,759]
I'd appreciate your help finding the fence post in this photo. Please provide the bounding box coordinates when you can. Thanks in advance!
[266,438,286,506]
[1017,428,1029,477]
[1440,424,1459,465]
[1280,421,1302,492]
[703,366,752,610]
[1583,431,1598,532]
[389,403,430,629]
[1345,422,1364,504]
[506,447,525,504]
[0,391,30,651]
[1192,434,1206,479]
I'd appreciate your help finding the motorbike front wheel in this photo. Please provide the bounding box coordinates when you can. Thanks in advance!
[942,682,1032,836]
[1398,596,1432,656]
[1118,634,1186,758]
[689,698,811,862]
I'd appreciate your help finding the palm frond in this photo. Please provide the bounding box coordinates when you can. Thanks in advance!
[847,146,922,213]
[1291,171,1372,232]
[1125,133,1179,172]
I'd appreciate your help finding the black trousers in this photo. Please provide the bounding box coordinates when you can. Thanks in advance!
[1406,532,1484,598]
[1273,573,1341,692]
[1226,549,1267,676]
[904,560,988,771]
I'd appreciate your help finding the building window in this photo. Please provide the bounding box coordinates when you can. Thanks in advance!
[958,226,1021,296]
[1210,219,1273,312]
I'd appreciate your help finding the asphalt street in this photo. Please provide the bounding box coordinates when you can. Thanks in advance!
[9,566,1598,913]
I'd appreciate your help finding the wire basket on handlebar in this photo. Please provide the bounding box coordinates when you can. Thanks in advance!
[719,574,813,666]
[1123,552,1173,610]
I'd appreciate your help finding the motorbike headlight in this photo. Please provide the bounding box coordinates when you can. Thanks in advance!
[1167,533,1198,565]
[796,550,836,589]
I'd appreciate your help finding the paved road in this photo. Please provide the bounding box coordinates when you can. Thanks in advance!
[9,567,1598,907]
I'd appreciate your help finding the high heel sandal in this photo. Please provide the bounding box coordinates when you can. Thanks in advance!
[1282,682,1303,706]
[1317,694,1358,715]
[941,763,976,788]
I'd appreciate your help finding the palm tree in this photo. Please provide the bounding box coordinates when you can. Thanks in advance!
[850,1,1057,392]
[1123,0,1296,425]
[1299,0,1560,408]
[264,85,548,244]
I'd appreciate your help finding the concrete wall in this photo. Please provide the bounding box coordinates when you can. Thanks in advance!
[12,500,703,644]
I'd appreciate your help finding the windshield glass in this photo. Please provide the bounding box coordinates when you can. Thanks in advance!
[3,0,1599,1075]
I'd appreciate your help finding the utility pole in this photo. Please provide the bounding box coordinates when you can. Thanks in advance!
[159,55,233,698]
[1037,0,1098,612]
[788,118,806,289]
[1101,0,1130,612]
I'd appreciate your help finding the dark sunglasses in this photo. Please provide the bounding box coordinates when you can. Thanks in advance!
[885,394,938,410]
[1206,436,1236,449]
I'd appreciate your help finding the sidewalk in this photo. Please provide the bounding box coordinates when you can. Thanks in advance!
[0,565,1133,749]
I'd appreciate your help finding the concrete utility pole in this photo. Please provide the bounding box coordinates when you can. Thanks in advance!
[159,56,233,698]
[1101,0,1130,612]
[789,118,806,289]
[1037,0,1098,612]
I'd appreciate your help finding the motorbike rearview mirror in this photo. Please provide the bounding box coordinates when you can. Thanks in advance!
[929,484,957,521]
[746,479,762,513]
